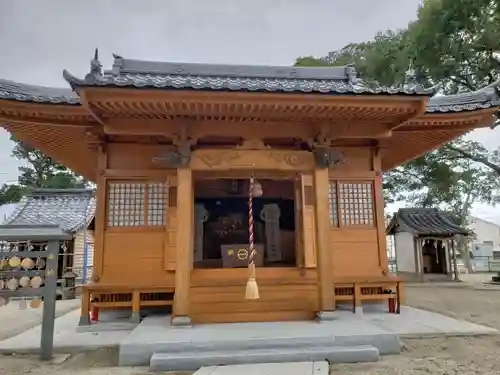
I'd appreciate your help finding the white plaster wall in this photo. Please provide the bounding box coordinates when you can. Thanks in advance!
[466,216,500,271]
[468,216,500,251]
[395,232,415,272]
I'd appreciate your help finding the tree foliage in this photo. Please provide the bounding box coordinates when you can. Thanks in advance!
[295,0,500,225]
[0,136,87,205]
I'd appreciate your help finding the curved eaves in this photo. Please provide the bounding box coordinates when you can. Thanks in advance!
[0,78,80,105]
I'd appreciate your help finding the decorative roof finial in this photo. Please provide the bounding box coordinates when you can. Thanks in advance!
[345,64,358,85]
[405,60,417,86]
[402,59,430,94]
[85,48,103,83]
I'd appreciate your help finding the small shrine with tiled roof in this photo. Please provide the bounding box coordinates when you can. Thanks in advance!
[3,189,95,282]
[0,50,499,326]
[386,208,469,282]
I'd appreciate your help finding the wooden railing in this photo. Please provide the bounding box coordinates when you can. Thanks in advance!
[79,284,174,325]
[334,276,403,314]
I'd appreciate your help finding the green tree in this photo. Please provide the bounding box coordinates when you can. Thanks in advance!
[0,136,87,205]
[0,184,23,205]
[11,137,87,189]
[296,0,500,269]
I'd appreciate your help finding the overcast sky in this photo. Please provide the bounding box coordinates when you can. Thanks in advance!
[1,0,499,222]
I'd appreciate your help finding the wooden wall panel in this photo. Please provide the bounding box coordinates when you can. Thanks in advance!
[107,143,168,170]
[331,147,373,172]
[190,269,318,323]
[101,231,174,285]
[330,229,380,277]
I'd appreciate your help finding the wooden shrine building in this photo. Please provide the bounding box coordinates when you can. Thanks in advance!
[386,208,469,282]
[0,52,499,325]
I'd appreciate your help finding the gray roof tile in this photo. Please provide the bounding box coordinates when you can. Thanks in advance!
[427,80,500,113]
[386,208,469,236]
[0,79,80,105]
[62,54,436,96]
[4,189,95,234]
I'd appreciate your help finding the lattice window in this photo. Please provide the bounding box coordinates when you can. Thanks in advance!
[107,182,168,227]
[338,182,374,227]
[147,183,168,226]
[328,182,339,227]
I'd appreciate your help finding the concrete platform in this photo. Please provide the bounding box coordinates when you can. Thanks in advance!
[118,316,399,368]
[193,361,329,375]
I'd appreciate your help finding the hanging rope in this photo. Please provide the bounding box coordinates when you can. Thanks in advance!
[245,174,259,300]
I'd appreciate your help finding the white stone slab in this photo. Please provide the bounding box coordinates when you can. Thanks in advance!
[193,361,329,375]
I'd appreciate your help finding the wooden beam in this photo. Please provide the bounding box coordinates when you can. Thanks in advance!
[0,116,96,129]
[190,149,315,171]
[395,124,480,133]
[104,119,395,139]
[103,169,171,180]
[84,86,428,107]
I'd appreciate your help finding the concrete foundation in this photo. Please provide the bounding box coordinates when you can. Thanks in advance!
[118,314,402,369]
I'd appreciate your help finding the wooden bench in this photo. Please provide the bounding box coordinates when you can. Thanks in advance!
[333,276,403,314]
[80,284,175,324]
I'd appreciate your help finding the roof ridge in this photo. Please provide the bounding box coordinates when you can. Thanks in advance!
[28,188,95,197]
[109,54,353,80]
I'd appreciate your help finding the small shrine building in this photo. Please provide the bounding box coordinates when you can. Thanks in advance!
[0,52,499,325]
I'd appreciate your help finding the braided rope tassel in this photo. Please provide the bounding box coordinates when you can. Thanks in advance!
[245,175,259,300]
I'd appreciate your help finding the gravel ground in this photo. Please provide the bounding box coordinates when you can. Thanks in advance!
[1,283,500,374]
[330,282,500,375]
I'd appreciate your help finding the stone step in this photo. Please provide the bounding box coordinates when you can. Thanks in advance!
[126,332,399,354]
[149,345,380,372]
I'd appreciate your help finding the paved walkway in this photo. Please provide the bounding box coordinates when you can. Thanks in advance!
[0,299,80,341]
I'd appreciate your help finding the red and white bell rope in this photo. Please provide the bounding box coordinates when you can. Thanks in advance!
[245,174,259,299]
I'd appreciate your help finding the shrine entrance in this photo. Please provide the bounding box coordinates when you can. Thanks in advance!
[192,175,297,269]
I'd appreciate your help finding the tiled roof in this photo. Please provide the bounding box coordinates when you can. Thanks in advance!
[4,189,95,234]
[62,53,436,96]
[1,52,499,113]
[427,81,500,113]
[386,208,469,236]
[0,79,80,105]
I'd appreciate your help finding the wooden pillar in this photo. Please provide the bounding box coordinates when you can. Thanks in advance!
[372,147,389,274]
[172,168,193,326]
[313,168,335,319]
[416,238,424,282]
[79,288,91,325]
[131,290,141,323]
[93,144,107,280]
[79,144,106,326]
